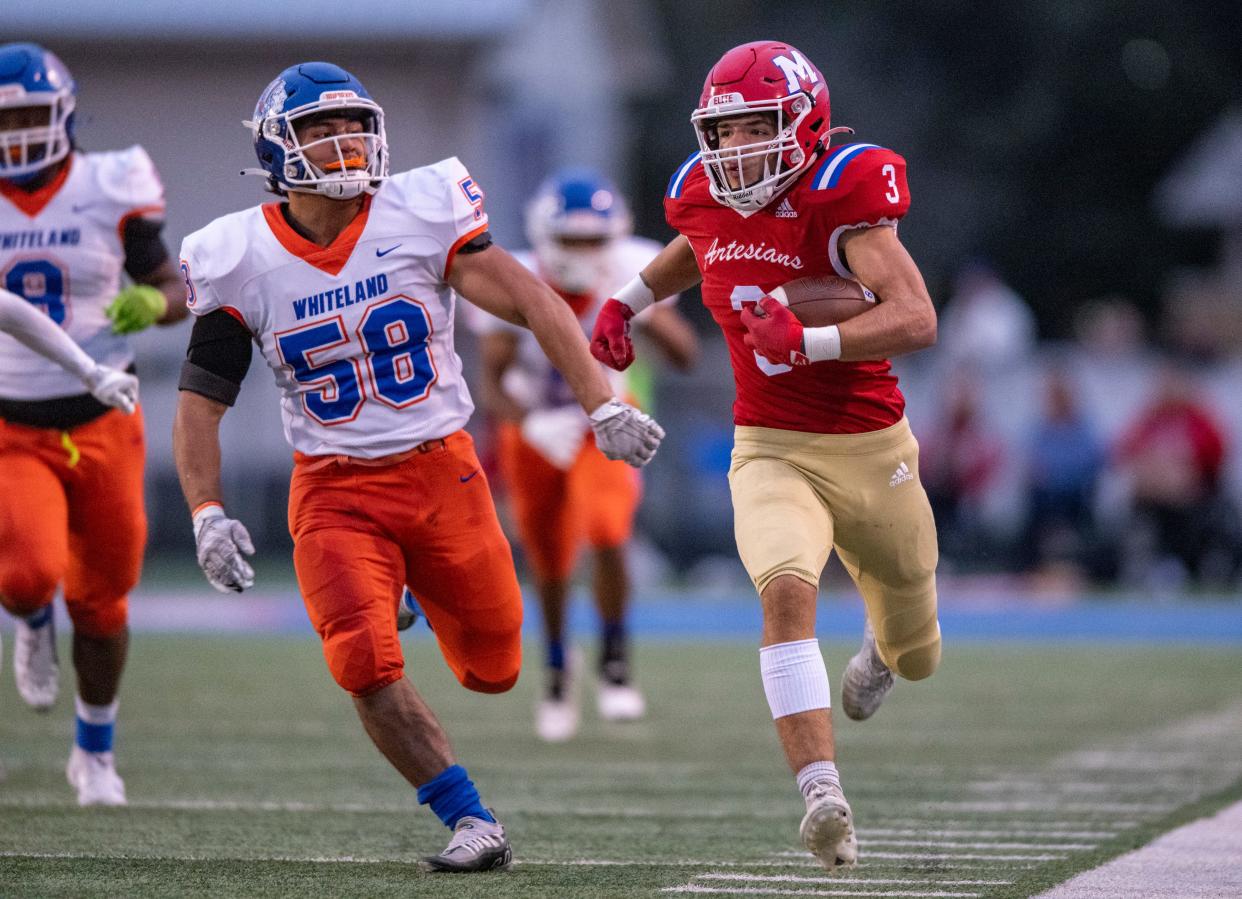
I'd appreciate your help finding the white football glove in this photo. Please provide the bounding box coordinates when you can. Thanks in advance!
[521,405,589,469]
[192,504,255,594]
[588,398,665,468]
[83,364,139,414]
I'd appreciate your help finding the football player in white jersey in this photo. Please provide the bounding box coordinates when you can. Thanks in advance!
[0,42,187,807]
[173,62,665,872]
[469,170,697,742]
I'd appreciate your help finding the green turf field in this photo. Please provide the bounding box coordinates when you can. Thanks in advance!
[2,636,1241,898]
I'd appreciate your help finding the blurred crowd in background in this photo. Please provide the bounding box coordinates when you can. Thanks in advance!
[7,0,1238,596]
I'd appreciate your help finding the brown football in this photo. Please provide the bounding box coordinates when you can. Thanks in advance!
[769,275,877,327]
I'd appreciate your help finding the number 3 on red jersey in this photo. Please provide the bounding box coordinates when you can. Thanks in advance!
[731,285,792,376]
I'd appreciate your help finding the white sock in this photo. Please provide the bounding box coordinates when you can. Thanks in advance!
[75,696,119,726]
[797,761,840,799]
[759,639,831,719]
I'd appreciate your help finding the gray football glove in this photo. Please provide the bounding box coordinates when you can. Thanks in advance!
[192,504,255,594]
[588,398,665,468]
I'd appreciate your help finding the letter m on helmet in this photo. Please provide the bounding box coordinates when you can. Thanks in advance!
[772,50,819,94]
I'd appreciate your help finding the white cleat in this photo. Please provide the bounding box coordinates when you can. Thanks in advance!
[421,812,512,872]
[597,680,646,722]
[14,612,59,711]
[840,619,894,721]
[800,780,858,870]
[66,746,127,807]
[536,658,580,742]
[536,693,580,742]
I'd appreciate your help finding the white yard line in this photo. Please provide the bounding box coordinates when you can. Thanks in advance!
[662,887,982,897]
[1034,798,1242,899]
[772,850,1066,862]
[860,840,1094,851]
[858,828,1118,840]
[696,874,1012,885]
[918,801,1175,814]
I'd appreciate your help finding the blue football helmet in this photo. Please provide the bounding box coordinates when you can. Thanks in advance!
[525,169,632,294]
[244,62,388,200]
[0,43,76,182]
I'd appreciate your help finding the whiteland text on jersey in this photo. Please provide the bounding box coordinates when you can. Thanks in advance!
[292,273,389,320]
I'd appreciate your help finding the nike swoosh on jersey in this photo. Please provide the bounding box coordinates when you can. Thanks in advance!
[459,470,480,483]
[376,244,402,257]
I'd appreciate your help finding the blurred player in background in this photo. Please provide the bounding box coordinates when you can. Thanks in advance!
[591,41,942,869]
[0,42,187,807]
[173,63,664,872]
[470,170,697,742]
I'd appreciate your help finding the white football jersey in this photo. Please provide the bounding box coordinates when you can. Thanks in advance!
[464,235,675,412]
[180,157,489,459]
[0,147,164,400]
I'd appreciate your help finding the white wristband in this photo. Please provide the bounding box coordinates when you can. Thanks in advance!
[613,274,656,315]
[191,502,225,539]
[802,325,842,362]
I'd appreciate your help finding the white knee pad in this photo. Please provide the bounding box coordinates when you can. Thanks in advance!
[759,638,831,719]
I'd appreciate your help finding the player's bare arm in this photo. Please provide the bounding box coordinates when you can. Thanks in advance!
[172,390,228,512]
[640,235,703,299]
[450,244,613,414]
[173,389,255,593]
[591,235,701,370]
[638,304,699,371]
[742,226,936,366]
[477,330,526,423]
[834,225,936,360]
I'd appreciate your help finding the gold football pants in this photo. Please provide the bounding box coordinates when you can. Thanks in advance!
[729,417,941,680]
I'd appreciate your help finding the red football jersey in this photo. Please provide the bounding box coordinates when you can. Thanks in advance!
[665,142,912,434]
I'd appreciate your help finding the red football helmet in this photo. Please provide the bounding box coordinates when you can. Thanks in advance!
[692,41,837,213]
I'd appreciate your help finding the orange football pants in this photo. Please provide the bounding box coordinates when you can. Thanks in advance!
[289,430,523,698]
[0,409,146,637]
[496,423,641,581]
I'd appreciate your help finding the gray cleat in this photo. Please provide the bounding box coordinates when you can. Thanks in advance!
[421,812,512,873]
[840,619,894,721]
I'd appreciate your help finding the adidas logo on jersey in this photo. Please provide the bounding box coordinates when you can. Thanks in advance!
[775,198,798,219]
[889,462,913,488]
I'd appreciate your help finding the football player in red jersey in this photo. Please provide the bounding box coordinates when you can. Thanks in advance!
[591,40,942,869]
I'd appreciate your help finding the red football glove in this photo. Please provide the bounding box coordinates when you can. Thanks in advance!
[590,298,638,371]
[741,296,808,366]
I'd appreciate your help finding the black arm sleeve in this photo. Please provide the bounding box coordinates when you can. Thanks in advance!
[122,216,172,280]
[178,310,253,407]
[456,230,493,254]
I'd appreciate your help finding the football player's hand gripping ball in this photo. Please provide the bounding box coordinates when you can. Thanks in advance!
[105,285,167,335]
[741,296,808,366]
[83,364,139,414]
[590,298,638,371]
[192,505,256,594]
[589,398,665,468]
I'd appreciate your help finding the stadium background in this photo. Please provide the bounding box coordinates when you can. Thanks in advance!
[6,0,1241,593]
